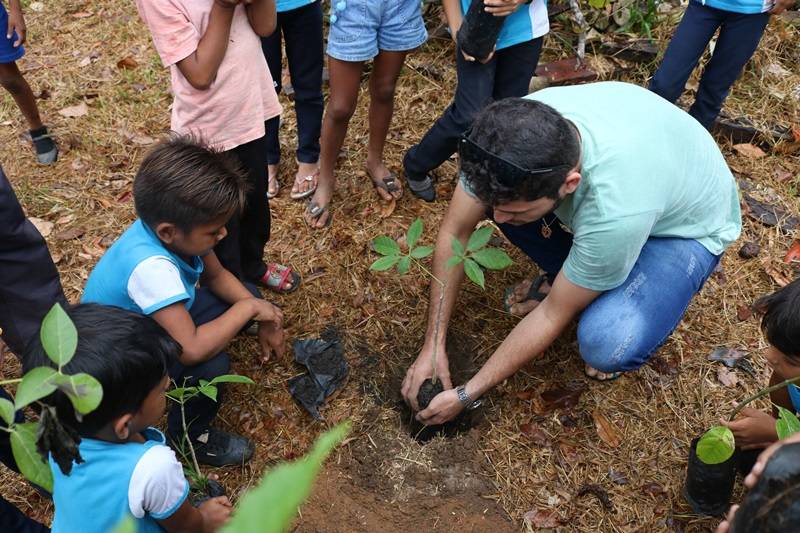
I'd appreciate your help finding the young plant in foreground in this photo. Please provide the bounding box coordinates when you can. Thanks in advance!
[0,303,103,492]
[370,218,512,410]
[166,375,254,491]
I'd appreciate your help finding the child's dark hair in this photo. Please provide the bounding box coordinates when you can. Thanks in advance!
[754,279,800,361]
[461,98,581,206]
[133,136,248,232]
[24,303,179,437]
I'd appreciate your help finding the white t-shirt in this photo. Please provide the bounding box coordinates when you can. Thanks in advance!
[129,444,189,519]
[127,256,189,314]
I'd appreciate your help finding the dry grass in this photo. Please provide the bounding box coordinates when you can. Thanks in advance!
[1,0,799,530]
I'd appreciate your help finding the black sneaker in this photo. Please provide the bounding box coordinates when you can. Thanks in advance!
[406,174,436,202]
[30,126,58,165]
[194,428,255,467]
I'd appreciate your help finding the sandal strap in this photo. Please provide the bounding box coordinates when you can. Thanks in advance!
[31,133,53,142]
[264,263,293,289]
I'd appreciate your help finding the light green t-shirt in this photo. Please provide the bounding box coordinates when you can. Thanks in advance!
[462,82,741,291]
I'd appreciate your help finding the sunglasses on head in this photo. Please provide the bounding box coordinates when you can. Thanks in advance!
[457,129,572,188]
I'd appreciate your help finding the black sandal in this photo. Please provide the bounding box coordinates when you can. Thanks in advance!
[503,273,550,313]
[371,172,403,199]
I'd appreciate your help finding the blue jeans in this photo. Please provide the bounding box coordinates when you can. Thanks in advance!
[649,1,769,130]
[499,217,720,372]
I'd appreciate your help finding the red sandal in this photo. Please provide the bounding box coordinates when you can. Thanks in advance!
[259,263,301,294]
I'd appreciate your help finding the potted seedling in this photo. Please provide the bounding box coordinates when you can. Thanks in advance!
[167,375,255,501]
[684,376,800,516]
[457,0,508,62]
[370,218,512,413]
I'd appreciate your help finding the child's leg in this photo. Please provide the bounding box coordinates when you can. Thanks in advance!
[688,10,769,130]
[365,49,407,202]
[648,2,722,106]
[283,0,324,197]
[403,51,498,199]
[0,62,41,130]
[305,57,364,228]
[261,21,283,196]
[491,38,544,100]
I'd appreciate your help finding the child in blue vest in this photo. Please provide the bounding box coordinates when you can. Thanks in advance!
[403,0,549,201]
[649,0,793,130]
[261,0,324,201]
[0,0,57,163]
[82,137,286,467]
[723,279,800,449]
[26,304,233,532]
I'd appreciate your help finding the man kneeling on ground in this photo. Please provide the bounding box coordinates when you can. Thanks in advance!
[401,81,741,425]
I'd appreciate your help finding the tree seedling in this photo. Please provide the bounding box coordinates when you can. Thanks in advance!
[0,303,103,492]
[370,218,513,411]
[166,374,254,493]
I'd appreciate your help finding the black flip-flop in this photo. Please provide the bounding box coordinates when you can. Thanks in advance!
[372,172,403,199]
[503,273,550,313]
[306,201,332,229]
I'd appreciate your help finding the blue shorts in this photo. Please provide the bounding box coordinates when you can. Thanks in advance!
[0,4,24,64]
[326,0,427,62]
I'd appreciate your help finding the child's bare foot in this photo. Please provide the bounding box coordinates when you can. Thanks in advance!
[267,164,279,199]
[290,161,318,200]
[304,180,333,229]
[366,159,402,202]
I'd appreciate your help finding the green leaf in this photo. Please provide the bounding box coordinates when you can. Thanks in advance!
[588,0,607,8]
[198,385,218,402]
[15,367,58,410]
[397,256,412,275]
[776,406,800,440]
[11,422,53,492]
[450,238,465,258]
[445,256,463,270]
[470,248,513,270]
[0,398,15,427]
[406,218,424,249]
[463,258,485,289]
[410,246,434,259]
[40,303,78,367]
[207,375,255,386]
[372,236,400,257]
[369,255,401,272]
[221,422,350,533]
[52,373,103,415]
[111,515,136,533]
[696,426,735,465]
[166,387,194,401]
[467,226,493,252]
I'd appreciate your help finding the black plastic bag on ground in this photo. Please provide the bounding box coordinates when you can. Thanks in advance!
[683,437,738,517]
[731,442,800,532]
[288,328,348,420]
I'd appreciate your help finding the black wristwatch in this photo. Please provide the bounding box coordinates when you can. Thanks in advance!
[456,385,482,410]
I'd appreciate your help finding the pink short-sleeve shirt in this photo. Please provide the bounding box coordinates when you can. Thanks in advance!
[135,0,281,151]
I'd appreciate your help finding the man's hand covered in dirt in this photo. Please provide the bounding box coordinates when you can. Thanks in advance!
[401,344,452,411]
[721,407,779,450]
[484,0,527,16]
[715,432,800,532]
[7,0,26,47]
[198,496,232,532]
[416,388,462,426]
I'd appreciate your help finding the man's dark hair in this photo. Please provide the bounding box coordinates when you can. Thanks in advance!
[461,98,581,206]
[133,136,248,232]
[754,279,800,362]
[24,303,180,437]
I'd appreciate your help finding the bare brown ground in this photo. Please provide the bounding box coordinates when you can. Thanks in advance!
[1,1,799,531]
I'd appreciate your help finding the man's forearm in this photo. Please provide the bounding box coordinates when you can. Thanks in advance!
[465,299,569,398]
[246,0,276,37]
[423,228,470,350]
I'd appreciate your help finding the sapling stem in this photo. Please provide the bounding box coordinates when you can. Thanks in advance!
[412,257,446,386]
[728,375,800,421]
[0,378,22,387]
[180,397,203,483]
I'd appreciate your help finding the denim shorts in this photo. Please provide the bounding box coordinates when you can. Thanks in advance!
[326,0,427,62]
[0,4,24,64]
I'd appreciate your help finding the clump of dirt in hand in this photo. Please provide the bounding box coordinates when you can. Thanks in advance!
[416,378,444,411]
